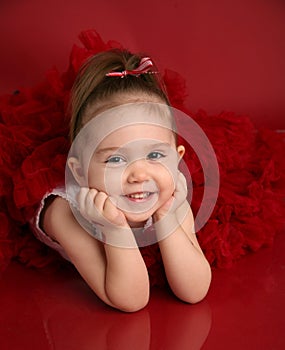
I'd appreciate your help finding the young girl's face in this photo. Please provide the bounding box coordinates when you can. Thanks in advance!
[87,123,184,227]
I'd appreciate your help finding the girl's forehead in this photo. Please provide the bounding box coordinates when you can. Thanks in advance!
[72,102,175,156]
[97,124,175,148]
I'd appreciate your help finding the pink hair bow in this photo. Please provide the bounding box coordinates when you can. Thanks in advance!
[106,57,154,77]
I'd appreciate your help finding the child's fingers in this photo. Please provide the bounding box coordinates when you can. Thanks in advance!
[176,172,187,193]
[166,196,175,210]
[77,188,105,218]
[103,198,119,222]
[92,191,108,213]
[77,188,97,220]
[77,187,91,211]
[77,188,127,227]
[173,172,187,203]
[89,191,123,226]
[103,197,127,226]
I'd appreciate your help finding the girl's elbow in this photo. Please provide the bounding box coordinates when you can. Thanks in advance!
[183,289,209,304]
[105,288,150,313]
[114,294,150,313]
[175,285,210,305]
[174,271,212,304]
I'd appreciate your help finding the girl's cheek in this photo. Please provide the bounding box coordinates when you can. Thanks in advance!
[103,167,126,195]
[158,164,177,187]
[88,168,105,190]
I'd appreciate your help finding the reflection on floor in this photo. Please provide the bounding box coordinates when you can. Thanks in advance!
[0,232,284,350]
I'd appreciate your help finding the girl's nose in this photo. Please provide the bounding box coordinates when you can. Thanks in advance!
[126,159,150,183]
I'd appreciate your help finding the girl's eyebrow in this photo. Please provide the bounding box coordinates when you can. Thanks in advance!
[95,146,120,154]
[149,142,172,148]
[95,142,173,155]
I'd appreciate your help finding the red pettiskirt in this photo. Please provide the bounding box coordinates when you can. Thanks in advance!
[1,30,284,287]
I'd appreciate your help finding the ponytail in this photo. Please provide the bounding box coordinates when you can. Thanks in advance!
[70,49,169,140]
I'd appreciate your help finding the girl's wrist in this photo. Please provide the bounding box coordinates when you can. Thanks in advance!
[100,224,138,247]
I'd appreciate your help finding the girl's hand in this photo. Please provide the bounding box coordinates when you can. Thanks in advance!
[77,188,138,247]
[153,171,188,222]
[153,172,190,239]
[77,187,129,229]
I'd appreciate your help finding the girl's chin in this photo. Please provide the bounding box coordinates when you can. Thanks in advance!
[124,212,154,228]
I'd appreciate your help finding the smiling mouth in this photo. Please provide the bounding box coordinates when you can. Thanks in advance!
[125,192,155,201]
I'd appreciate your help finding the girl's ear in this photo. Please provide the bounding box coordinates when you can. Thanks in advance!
[67,157,85,186]
[177,145,185,161]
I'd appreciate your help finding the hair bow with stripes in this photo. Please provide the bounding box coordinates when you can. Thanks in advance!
[106,57,154,78]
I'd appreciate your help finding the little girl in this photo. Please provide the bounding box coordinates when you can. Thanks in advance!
[34,50,211,312]
[1,30,283,313]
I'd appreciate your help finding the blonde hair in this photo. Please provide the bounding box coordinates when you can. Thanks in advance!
[70,49,169,141]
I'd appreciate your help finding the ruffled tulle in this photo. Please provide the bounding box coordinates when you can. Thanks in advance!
[0,30,284,286]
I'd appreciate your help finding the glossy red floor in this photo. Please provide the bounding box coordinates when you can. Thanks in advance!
[1,232,284,350]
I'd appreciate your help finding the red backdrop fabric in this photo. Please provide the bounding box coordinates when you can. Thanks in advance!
[0,0,284,129]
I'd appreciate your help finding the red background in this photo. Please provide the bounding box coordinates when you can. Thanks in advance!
[0,0,284,129]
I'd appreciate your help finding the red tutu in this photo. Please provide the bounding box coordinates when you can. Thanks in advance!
[0,30,284,286]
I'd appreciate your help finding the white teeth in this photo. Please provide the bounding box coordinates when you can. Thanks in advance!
[128,192,151,199]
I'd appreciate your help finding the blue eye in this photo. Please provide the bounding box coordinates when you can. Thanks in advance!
[147,152,165,160]
[105,156,125,164]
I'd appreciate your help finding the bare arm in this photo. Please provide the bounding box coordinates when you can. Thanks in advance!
[157,208,211,304]
[153,172,211,303]
[42,196,149,312]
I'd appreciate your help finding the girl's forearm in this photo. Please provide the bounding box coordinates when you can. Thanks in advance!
[158,227,211,304]
[104,244,150,312]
